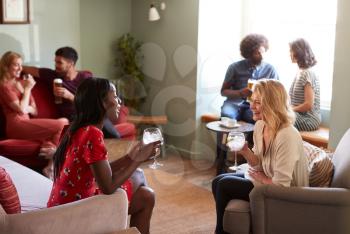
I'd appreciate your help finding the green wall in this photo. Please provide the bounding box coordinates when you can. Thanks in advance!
[80,0,131,78]
[131,0,200,155]
[0,0,81,68]
[329,0,350,149]
[0,0,131,76]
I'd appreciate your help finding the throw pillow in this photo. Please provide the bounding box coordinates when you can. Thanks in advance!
[303,141,327,170]
[309,156,334,187]
[0,166,21,214]
[303,141,334,187]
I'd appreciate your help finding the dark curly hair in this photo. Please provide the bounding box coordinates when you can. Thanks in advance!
[240,34,269,59]
[289,38,317,69]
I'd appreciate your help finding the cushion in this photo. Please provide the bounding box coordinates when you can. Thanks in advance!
[115,122,136,140]
[309,156,334,187]
[330,128,350,189]
[0,166,21,214]
[31,80,59,119]
[0,105,6,139]
[303,141,334,187]
[0,156,53,212]
[0,139,41,157]
[223,199,250,234]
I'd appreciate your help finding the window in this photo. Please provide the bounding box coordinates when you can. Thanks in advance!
[198,0,338,115]
[246,0,337,108]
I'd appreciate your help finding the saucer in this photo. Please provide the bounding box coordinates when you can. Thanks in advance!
[219,122,241,129]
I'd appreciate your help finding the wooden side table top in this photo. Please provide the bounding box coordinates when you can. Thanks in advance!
[126,115,168,125]
[206,121,254,134]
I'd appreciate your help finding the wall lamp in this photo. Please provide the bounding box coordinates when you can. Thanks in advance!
[149,2,166,21]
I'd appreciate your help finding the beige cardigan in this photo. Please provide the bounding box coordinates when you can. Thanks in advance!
[251,120,309,187]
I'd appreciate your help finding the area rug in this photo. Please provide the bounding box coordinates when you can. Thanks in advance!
[144,168,216,234]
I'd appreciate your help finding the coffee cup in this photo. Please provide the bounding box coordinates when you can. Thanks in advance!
[221,117,237,128]
[53,78,63,104]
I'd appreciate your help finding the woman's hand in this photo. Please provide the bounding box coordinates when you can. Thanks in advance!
[25,105,37,115]
[238,142,252,159]
[128,141,161,162]
[248,168,272,184]
[237,142,260,167]
[22,74,36,91]
[39,146,56,159]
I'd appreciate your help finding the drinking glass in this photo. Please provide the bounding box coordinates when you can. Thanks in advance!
[247,79,256,102]
[143,127,164,169]
[226,131,245,171]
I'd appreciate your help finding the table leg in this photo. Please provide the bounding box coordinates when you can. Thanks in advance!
[216,132,227,175]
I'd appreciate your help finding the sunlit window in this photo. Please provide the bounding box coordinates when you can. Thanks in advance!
[198,0,337,114]
[247,0,337,109]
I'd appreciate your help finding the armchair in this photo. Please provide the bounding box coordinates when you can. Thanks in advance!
[224,128,350,234]
[0,193,140,234]
[0,155,139,234]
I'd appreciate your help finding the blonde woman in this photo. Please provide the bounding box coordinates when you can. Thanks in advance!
[0,51,68,177]
[212,79,308,234]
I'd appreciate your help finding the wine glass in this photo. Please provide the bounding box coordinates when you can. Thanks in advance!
[143,127,164,169]
[226,131,245,172]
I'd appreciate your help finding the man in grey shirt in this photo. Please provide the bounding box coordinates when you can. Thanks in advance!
[221,34,279,123]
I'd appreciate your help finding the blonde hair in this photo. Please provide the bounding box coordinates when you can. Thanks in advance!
[0,51,22,83]
[253,79,295,138]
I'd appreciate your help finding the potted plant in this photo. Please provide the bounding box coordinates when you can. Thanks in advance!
[113,33,147,112]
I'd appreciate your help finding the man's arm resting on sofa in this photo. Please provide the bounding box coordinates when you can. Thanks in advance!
[22,66,40,78]
[1,191,129,234]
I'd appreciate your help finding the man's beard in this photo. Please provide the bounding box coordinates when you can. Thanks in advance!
[251,58,262,66]
[55,69,67,77]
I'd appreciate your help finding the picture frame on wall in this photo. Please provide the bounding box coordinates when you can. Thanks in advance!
[0,0,29,24]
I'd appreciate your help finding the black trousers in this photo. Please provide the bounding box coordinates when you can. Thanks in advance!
[212,173,254,234]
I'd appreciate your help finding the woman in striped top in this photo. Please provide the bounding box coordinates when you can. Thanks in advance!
[289,38,321,131]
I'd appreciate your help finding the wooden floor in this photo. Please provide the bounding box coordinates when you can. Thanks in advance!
[140,150,217,190]
[104,139,217,190]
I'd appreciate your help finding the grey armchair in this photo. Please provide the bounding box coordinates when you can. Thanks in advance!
[224,128,350,234]
[0,192,140,234]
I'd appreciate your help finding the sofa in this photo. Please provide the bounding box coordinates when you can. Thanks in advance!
[0,74,136,171]
[223,128,350,234]
[0,155,140,234]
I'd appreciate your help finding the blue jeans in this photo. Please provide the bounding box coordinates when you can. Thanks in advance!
[102,118,121,139]
[221,100,255,124]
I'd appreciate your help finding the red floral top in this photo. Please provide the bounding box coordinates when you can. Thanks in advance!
[47,125,132,207]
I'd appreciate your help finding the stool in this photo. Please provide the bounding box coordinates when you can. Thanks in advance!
[300,126,329,148]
